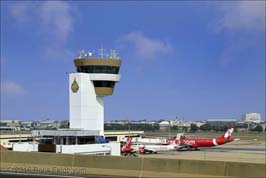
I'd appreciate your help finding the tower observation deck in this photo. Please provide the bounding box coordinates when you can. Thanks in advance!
[69,49,121,135]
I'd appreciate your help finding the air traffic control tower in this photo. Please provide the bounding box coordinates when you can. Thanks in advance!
[69,49,121,135]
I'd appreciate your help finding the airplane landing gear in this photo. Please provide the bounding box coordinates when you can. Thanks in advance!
[122,151,137,157]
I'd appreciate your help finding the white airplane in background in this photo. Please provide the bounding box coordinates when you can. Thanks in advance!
[131,142,180,154]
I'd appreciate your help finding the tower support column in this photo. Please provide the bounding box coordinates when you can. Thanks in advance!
[69,73,104,135]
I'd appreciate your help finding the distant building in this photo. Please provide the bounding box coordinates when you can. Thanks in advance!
[159,120,192,131]
[20,120,34,130]
[0,126,20,132]
[241,113,261,123]
[206,119,237,127]
[159,121,171,130]
[38,120,59,128]
[0,122,7,127]
[0,120,20,127]
[190,121,206,128]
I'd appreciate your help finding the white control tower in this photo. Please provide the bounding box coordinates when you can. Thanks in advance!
[69,49,121,135]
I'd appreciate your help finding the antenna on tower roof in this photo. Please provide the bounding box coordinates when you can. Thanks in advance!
[78,49,85,58]
[98,47,105,58]
[78,51,82,59]
[110,49,119,59]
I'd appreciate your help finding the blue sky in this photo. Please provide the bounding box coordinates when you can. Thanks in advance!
[1,1,265,121]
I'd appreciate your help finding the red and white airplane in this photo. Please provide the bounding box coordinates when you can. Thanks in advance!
[132,143,179,154]
[122,136,179,155]
[120,136,137,156]
[166,126,237,151]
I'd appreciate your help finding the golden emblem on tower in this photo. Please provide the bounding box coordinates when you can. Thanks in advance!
[71,78,79,93]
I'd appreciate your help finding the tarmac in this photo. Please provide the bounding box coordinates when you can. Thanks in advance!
[139,149,265,163]
[139,141,266,164]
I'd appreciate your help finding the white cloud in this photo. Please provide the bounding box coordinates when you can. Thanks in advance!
[208,1,265,66]
[216,1,265,32]
[39,1,73,43]
[1,81,28,96]
[9,1,74,44]
[9,1,34,23]
[118,31,173,60]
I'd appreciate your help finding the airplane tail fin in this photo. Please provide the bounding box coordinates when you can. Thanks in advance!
[121,136,132,152]
[126,136,132,147]
[222,126,234,139]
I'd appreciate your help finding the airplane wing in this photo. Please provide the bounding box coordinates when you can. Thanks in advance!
[175,143,193,150]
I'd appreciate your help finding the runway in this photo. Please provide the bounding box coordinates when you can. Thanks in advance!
[139,144,266,163]
[200,145,265,152]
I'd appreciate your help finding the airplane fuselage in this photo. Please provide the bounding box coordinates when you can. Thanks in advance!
[167,137,233,149]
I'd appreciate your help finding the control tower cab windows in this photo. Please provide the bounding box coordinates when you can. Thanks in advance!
[93,81,115,88]
[77,66,120,74]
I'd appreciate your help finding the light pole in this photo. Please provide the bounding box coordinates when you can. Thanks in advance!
[168,120,171,138]
[128,119,131,136]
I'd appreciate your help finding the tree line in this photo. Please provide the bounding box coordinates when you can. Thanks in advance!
[104,123,160,131]
[104,123,264,132]
[189,124,264,132]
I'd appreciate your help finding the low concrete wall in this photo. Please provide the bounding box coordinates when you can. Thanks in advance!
[12,142,120,156]
[13,143,38,152]
[142,158,226,176]
[60,142,120,156]
[0,151,265,177]
[225,161,266,177]
[73,154,141,171]
[1,151,73,167]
